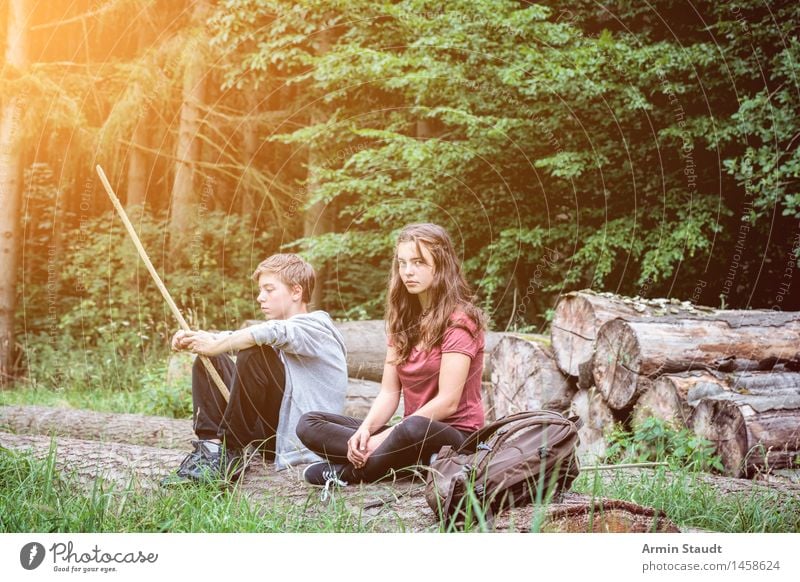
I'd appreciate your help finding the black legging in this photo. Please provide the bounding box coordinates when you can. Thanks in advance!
[191,345,286,456]
[296,411,470,483]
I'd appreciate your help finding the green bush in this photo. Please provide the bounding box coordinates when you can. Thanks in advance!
[603,417,724,473]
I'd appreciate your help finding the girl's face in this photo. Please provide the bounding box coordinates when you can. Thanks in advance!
[397,241,435,297]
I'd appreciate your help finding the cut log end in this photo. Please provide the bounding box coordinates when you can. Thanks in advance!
[691,399,748,477]
[593,318,643,410]
[551,293,600,377]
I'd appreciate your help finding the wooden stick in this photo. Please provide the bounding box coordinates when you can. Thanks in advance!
[95,165,230,401]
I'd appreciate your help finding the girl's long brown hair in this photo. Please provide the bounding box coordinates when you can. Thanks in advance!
[386,223,487,365]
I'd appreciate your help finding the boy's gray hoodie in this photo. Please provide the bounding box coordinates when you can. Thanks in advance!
[247,310,348,470]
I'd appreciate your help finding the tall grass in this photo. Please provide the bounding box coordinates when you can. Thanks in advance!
[0,443,389,533]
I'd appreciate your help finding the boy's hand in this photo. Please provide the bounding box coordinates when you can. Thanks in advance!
[171,330,192,351]
[183,330,225,357]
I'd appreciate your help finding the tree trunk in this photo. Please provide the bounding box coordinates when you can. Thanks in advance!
[631,371,721,430]
[168,0,208,252]
[125,26,151,213]
[551,290,714,386]
[126,102,149,211]
[0,432,185,490]
[593,312,800,410]
[569,387,615,464]
[631,369,800,430]
[495,492,680,533]
[488,334,575,421]
[0,0,30,384]
[0,405,195,448]
[249,319,504,384]
[343,377,405,419]
[240,90,259,220]
[691,390,800,477]
[691,395,800,477]
[304,31,334,311]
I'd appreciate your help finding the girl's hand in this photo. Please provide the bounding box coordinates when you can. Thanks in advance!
[347,426,372,467]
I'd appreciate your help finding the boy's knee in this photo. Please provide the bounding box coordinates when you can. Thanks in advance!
[236,345,280,370]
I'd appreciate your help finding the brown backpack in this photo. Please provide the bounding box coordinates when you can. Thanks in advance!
[425,410,582,524]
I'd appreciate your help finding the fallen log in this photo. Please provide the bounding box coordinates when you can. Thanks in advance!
[0,405,194,449]
[488,334,575,421]
[631,370,800,430]
[495,492,680,532]
[245,319,504,383]
[0,432,684,533]
[0,432,185,490]
[344,378,404,419]
[551,290,714,387]
[569,388,615,464]
[593,313,800,410]
[1,377,398,445]
[690,390,800,477]
[631,371,722,430]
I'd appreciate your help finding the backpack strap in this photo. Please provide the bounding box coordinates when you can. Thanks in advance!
[459,411,584,453]
[568,414,584,431]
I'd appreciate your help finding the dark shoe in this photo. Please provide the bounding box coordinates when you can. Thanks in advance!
[186,441,248,484]
[302,462,349,501]
[160,440,207,487]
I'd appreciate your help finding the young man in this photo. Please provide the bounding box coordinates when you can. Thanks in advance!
[165,253,348,484]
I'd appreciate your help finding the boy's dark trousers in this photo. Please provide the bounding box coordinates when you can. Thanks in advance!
[191,345,285,458]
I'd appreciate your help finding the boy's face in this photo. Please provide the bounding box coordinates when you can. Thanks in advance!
[256,272,301,320]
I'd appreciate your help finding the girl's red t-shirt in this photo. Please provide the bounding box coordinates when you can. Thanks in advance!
[390,312,485,433]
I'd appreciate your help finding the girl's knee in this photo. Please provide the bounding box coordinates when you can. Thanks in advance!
[295,411,325,443]
[394,415,433,441]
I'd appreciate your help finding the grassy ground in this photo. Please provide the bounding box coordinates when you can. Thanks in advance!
[2,354,799,533]
[2,444,798,533]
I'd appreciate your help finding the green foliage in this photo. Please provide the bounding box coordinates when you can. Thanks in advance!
[209,0,800,323]
[604,417,725,473]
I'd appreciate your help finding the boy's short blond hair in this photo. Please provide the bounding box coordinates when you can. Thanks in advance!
[252,253,316,303]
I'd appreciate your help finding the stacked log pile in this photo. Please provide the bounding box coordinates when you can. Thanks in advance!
[174,308,800,478]
[549,290,800,477]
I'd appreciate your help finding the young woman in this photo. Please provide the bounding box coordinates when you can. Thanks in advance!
[296,223,487,491]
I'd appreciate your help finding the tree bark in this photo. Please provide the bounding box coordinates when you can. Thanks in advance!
[631,371,721,430]
[304,31,334,311]
[125,25,151,213]
[631,369,800,430]
[551,290,714,386]
[168,0,208,253]
[0,432,185,490]
[569,387,615,464]
[593,312,800,410]
[0,405,195,448]
[495,492,680,533]
[0,0,30,384]
[240,90,259,220]
[488,334,575,421]
[126,101,149,211]
[690,389,800,477]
